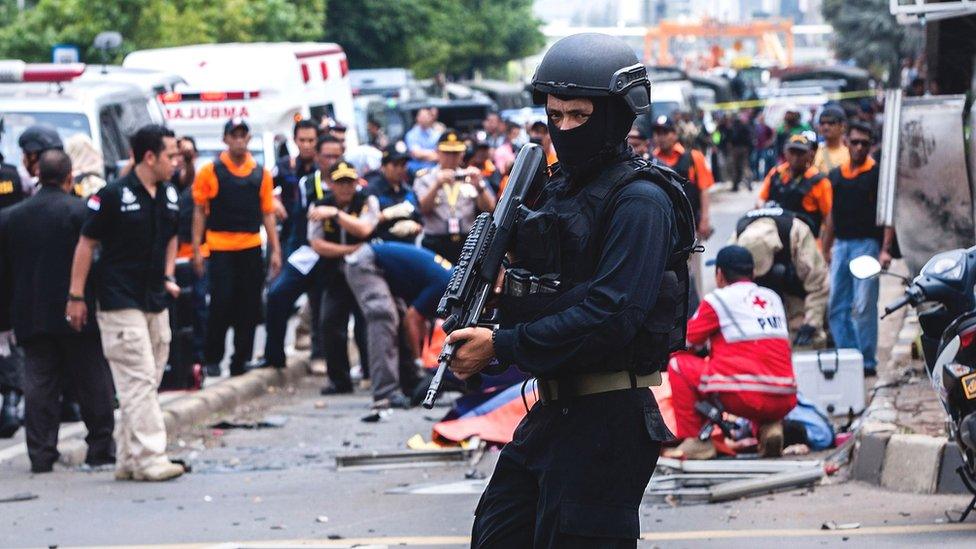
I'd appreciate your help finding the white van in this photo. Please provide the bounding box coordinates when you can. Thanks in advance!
[124,42,358,162]
[0,61,158,175]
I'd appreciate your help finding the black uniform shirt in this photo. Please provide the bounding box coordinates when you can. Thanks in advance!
[493,180,676,377]
[0,186,96,339]
[81,172,180,313]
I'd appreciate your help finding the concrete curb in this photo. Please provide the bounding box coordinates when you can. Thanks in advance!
[57,354,309,466]
[851,314,969,494]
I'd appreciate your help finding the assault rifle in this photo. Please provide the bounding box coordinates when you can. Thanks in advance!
[421,143,546,409]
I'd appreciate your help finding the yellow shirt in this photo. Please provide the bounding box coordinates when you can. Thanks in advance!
[813,144,850,176]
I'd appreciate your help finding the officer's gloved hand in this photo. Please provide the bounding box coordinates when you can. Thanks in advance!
[381,202,415,222]
[0,331,13,358]
[793,324,816,347]
[389,219,422,238]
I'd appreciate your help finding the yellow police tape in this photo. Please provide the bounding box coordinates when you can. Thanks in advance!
[706,89,877,111]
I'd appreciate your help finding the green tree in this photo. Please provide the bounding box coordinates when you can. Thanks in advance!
[0,0,326,62]
[325,0,545,78]
[822,0,922,87]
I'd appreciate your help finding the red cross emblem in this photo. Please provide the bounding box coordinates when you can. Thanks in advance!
[752,295,768,309]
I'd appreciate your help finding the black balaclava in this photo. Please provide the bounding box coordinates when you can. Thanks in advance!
[547,95,636,181]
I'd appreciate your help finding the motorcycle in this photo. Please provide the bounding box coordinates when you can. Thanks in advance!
[851,247,976,520]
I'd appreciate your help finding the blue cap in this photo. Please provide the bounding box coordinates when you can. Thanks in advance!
[706,245,755,274]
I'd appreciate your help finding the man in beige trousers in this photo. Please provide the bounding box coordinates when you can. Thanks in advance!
[67,124,184,482]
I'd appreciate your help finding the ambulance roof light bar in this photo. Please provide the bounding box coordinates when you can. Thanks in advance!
[0,61,86,84]
[158,90,262,103]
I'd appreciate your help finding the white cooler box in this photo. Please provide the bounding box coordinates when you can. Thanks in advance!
[792,349,865,416]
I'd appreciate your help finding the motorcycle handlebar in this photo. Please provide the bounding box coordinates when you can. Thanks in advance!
[883,294,912,317]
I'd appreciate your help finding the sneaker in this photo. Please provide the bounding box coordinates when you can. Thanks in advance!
[662,437,717,460]
[758,421,785,457]
[309,358,327,376]
[204,363,222,377]
[132,461,184,482]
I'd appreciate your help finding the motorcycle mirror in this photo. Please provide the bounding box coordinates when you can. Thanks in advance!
[849,255,883,280]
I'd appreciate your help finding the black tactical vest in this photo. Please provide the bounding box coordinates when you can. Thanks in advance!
[735,208,807,298]
[208,161,263,233]
[503,154,697,375]
[766,168,823,236]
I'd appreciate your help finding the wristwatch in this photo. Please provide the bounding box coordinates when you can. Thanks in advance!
[164,275,177,284]
[67,293,85,302]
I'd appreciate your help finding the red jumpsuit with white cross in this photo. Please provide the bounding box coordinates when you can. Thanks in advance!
[668,280,798,439]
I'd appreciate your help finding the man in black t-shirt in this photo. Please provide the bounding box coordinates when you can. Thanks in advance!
[822,121,894,376]
[0,150,114,472]
[68,124,185,482]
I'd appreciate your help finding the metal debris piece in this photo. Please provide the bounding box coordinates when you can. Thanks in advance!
[336,448,474,471]
[657,457,823,474]
[209,415,288,430]
[708,467,824,503]
[0,492,38,504]
[821,521,861,530]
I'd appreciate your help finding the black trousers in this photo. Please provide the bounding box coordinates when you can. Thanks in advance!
[471,388,669,548]
[205,248,265,374]
[422,234,465,265]
[320,272,368,391]
[21,332,115,468]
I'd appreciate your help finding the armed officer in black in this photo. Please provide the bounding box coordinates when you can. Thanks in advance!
[446,33,696,547]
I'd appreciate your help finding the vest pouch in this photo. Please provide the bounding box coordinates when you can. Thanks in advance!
[632,269,686,374]
[513,208,561,276]
[498,282,587,327]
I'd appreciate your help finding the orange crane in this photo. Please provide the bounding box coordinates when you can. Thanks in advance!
[644,18,795,68]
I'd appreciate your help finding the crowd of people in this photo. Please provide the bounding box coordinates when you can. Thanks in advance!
[0,105,523,478]
[0,83,895,475]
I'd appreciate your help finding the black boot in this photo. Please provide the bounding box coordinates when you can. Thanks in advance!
[0,390,22,438]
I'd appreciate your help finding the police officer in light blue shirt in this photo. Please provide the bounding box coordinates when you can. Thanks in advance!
[403,107,441,176]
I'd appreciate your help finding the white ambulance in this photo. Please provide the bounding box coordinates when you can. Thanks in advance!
[123,42,358,167]
[0,61,160,176]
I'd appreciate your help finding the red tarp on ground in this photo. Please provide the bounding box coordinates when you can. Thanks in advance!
[433,374,682,446]
[433,386,538,445]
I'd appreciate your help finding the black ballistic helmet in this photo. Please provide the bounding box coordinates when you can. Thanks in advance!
[531,33,651,116]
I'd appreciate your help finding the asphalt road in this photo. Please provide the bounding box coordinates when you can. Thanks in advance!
[2,375,975,549]
[3,188,975,548]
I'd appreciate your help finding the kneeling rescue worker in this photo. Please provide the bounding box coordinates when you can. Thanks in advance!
[445,33,697,547]
[667,245,797,460]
